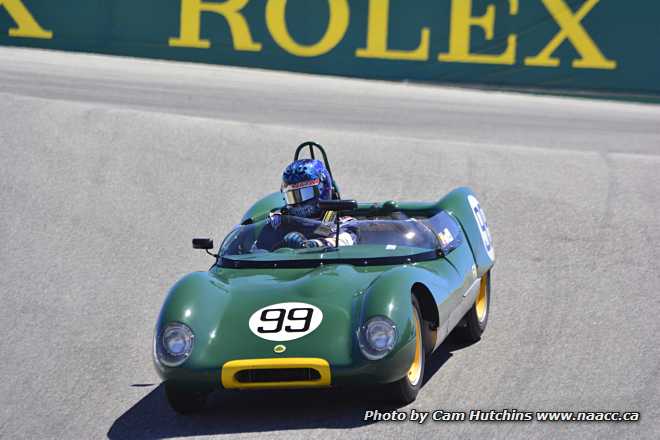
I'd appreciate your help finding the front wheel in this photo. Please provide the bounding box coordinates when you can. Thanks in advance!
[385,297,425,404]
[165,381,208,414]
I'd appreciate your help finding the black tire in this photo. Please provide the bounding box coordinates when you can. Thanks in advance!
[165,381,208,415]
[385,297,425,405]
[456,270,491,343]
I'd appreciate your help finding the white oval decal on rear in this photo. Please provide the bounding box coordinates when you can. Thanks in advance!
[467,195,495,261]
[249,302,323,341]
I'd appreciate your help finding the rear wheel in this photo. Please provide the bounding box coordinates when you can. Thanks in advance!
[456,270,491,343]
[165,381,208,414]
[386,297,425,404]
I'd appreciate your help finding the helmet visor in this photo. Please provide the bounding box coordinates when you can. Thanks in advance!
[284,185,317,205]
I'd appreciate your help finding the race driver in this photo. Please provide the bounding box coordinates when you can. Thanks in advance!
[268,158,356,248]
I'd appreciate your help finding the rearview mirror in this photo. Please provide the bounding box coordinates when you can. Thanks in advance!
[192,238,214,250]
[318,199,357,213]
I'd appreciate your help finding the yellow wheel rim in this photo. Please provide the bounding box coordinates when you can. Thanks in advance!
[407,307,423,386]
[476,274,488,322]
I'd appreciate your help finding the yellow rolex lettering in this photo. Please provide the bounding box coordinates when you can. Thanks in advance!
[169,0,261,51]
[265,0,349,57]
[355,0,430,61]
[438,0,517,65]
[524,0,616,69]
[0,0,52,39]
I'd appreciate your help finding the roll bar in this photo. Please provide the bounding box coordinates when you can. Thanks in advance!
[294,141,341,199]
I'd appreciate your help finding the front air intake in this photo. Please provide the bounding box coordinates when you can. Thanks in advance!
[221,358,331,389]
[235,368,322,383]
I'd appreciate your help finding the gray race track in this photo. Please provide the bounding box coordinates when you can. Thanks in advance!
[0,47,659,440]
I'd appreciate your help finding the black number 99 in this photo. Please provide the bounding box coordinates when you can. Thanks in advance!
[257,307,313,333]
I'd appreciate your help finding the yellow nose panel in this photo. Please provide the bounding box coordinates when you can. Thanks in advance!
[221,358,331,389]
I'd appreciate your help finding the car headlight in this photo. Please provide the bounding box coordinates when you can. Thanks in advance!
[358,316,398,360]
[155,322,195,367]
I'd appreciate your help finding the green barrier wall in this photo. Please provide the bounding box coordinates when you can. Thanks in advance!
[1,0,658,97]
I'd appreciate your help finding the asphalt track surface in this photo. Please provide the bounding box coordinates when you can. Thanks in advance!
[1,47,659,440]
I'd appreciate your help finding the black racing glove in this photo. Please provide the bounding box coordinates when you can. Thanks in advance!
[283,231,307,249]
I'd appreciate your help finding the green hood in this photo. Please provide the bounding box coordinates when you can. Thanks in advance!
[157,264,391,369]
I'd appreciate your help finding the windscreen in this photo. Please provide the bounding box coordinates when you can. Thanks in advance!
[220,215,438,257]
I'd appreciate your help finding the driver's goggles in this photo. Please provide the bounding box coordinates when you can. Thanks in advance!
[283,180,319,205]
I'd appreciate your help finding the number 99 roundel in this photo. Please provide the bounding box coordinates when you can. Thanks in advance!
[248,302,323,341]
[467,195,495,261]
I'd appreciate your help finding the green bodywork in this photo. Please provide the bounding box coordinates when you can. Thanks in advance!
[154,187,494,391]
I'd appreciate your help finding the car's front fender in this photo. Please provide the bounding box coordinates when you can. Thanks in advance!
[153,271,230,387]
[356,266,435,382]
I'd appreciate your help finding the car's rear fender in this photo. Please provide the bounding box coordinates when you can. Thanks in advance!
[241,191,285,224]
[437,187,495,277]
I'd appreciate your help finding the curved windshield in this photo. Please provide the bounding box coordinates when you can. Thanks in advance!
[220,216,439,258]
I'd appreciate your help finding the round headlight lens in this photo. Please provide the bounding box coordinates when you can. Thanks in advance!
[359,316,398,360]
[156,322,195,367]
[164,327,189,355]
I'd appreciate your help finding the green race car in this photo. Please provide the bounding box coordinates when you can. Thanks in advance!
[153,143,495,414]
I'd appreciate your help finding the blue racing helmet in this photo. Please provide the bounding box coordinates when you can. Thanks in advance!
[281,159,333,218]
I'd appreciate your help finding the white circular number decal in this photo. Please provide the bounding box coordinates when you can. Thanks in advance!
[248,302,323,341]
[467,195,495,261]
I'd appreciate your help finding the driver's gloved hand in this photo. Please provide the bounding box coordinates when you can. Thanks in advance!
[283,231,307,249]
[267,212,282,229]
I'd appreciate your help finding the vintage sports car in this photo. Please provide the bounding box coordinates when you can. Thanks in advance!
[153,142,495,414]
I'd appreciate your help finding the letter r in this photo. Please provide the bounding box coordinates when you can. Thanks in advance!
[169,0,261,51]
